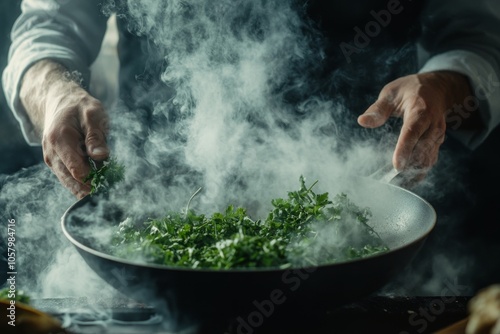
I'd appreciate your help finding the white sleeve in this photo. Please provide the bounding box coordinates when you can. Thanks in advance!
[1,0,108,145]
[418,0,500,150]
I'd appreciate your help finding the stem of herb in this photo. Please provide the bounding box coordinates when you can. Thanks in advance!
[185,187,203,218]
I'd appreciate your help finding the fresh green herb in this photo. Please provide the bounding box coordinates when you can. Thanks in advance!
[0,288,30,304]
[110,176,389,269]
[84,157,125,195]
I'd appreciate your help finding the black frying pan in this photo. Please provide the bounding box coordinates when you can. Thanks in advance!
[61,176,436,325]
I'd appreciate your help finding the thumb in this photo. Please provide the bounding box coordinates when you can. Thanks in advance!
[85,111,109,160]
[358,98,396,128]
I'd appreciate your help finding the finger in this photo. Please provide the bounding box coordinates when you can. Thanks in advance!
[50,157,91,198]
[408,127,445,169]
[43,122,93,183]
[392,107,432,170]
[81,102,110,161]
[55,125,93,183]
[358,97,397,128]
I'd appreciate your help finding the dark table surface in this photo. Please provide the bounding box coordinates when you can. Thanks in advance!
[32,295,471,334]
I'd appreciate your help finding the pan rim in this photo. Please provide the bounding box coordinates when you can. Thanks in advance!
[61,181,436,274]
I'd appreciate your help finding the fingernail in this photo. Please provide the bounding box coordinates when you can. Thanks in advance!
[91,147,108,155]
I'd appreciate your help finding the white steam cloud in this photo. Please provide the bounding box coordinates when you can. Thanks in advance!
[102,0,395,216]
[0,166,119,299]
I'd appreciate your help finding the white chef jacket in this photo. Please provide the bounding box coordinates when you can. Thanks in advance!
[3,0,500,149]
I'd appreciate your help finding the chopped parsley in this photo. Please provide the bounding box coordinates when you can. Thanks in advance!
[109,176,389,269]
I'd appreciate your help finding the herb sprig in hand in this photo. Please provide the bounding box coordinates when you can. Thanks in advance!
[84,157,125,195]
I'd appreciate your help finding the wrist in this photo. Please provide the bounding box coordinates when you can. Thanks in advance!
[19,60,85,137]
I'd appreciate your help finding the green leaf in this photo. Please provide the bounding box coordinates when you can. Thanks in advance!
[84,157,125,195]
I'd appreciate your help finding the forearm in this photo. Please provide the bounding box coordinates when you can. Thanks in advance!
[2,0,108,145]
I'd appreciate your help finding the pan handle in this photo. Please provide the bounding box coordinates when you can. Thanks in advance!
[370,163,405,186]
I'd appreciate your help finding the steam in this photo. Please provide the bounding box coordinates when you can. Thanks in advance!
[0,0,477,325]
[101,0,397,215]
[0,166,118,299]
[98,0,478,304]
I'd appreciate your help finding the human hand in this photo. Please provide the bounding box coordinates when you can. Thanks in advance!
[20,60,109,198]
[358,71,472,181]
[43,89,109,198]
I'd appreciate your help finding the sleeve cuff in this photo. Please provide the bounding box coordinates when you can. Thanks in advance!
[418,50,500,149]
